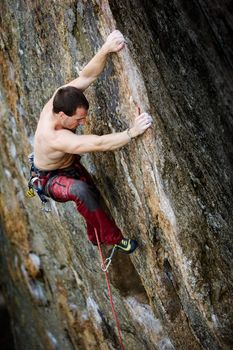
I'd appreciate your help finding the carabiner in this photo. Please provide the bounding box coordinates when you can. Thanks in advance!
[101,246,117,272]
[41,200,52,213]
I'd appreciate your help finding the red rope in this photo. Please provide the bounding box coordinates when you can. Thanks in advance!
[94,228,125,350]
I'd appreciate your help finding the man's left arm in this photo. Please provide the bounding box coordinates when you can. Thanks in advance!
[65,30,125,91]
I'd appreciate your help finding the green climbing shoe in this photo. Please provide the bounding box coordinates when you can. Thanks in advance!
[115,238,138,254]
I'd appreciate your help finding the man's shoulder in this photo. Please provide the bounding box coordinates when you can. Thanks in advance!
[50,128,77,147]
[41,99,53,116]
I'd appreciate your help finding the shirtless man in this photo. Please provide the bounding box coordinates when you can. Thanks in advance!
[33,30,152,254]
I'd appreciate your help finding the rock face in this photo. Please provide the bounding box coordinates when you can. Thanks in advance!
[0,1,233,349]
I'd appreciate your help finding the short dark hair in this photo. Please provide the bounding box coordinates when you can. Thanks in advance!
[53,86,89,116]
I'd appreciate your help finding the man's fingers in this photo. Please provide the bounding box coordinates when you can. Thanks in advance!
[136,113,153,127]
[146,115,153,124]
[132,110,153,136]
[116,42,125,51]
[112,29,121,35]
[108,30,124,41]
[136,112,152,120]
[105,30,125,52]
[143,113,152,123]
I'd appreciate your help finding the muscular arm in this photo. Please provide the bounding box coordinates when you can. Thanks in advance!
[66,45,109,91]
[52,112,152,154]
[67,30,124,91]
[53,129,131,155]
[43,31,124,111]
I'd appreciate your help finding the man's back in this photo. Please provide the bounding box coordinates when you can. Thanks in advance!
[34,104,76,171]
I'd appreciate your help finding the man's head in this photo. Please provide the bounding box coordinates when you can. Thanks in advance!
[53,86,89,115]
[53,86,89,129]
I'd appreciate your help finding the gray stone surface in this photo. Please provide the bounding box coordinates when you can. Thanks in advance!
[0,1,232,349]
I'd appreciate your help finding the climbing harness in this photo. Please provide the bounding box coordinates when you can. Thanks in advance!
[94,228,124,350]
[26,153,51,212]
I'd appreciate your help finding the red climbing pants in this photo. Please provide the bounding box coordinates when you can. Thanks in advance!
[39,156,123,246]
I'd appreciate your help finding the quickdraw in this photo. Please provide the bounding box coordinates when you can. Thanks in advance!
[101,245,117,272]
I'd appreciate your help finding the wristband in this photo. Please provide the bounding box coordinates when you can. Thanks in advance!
[127,128,133,140]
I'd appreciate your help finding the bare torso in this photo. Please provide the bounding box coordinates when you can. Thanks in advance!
[33,31,140,169]
[34,105,76,170]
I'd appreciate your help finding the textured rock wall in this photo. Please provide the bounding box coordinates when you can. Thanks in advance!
[0,1,233,349]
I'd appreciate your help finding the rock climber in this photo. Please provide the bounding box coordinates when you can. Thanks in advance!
[33,30,152,254]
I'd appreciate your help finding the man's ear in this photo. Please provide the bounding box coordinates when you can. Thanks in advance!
[58,111,66,119]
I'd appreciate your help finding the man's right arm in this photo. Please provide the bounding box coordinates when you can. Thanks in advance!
[52,112,153,154]
[42,31,124,113]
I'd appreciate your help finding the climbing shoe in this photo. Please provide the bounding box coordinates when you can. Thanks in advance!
[114,238,138,254]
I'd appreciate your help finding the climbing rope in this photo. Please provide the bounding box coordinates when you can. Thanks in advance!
[94,228,125,350]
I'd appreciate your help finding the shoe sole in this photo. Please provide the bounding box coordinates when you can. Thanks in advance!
[116,240,138,254]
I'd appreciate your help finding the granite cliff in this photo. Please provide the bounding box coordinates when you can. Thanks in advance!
[0,1,233,349]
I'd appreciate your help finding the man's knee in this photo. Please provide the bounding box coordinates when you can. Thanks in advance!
[70,181,89,200]
[70,180,99,211]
